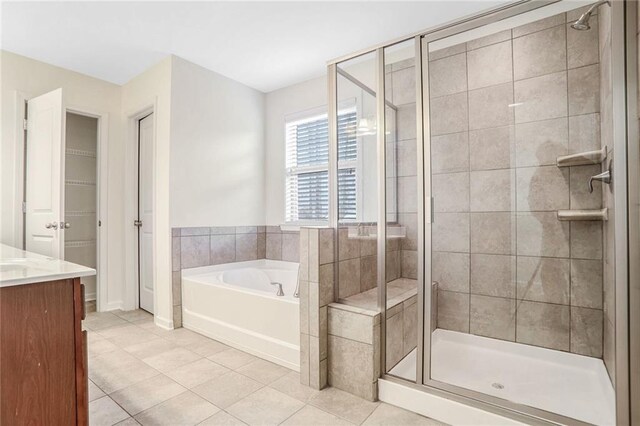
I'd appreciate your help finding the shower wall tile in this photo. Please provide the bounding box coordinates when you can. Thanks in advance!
[433,172,469,212]
[429,53,467,98]
[181,235,210,268]
[430,92,468,135]
[338,228,360,260]
[235,233,257,262]
[210,234,236,265]
[571,306,603,357]
[432,213,469,253]
[571,259,603,309]
[513,25,566,81]
[399,213,417,251]
[437,290,470,333]
[469,126,514,171]
[570,221,603,260]
[396,104,417,141]
[568,64,600,115]
[470,212,515,255]
[360,255,377,292]
[567,17,599,69]
[466,40,513,90]
[516,256,570,305]
[403,301,418,354]
[433,252,470,293]
[512,14,565,38]
[257,233,266,259]
[468,82,514,130]
[470,254,515,298]
[400,251,417,280]
[466,29,511,51]
[172,272,181,306]
[338,258,361,299]
[391,67,417,105]
[516,212,570,257]
[516,301,570,351]
[514,71,568,123]
[570,164,603,209]
[470,169,515,212]
[432,132,469,174]
[386,311,404,370]
[568,113,601,153]
[514,117,568,167]
[397,176,417,213]
[470,295,516,341]
[235,226,258,234]
[516,166,570,211]
[396,139,417,177]
[429,42,466,61]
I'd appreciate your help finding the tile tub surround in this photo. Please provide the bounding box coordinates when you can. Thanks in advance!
[298,227,335,391]
[171,226,300,327]
[429,12,605,358]
[86,309,441,426]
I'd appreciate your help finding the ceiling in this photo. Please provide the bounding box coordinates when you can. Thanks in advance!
[1,1,508,93]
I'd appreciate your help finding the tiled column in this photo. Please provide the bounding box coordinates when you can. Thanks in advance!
[299,227,334,389]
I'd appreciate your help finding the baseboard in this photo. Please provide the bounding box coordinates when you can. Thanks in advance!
[103,301,123,312]
[378,379,524,426]
[154,315,174,330]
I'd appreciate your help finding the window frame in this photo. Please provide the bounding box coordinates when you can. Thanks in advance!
[284,103,358,225]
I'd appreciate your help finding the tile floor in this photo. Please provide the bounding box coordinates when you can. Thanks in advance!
[86,309,444,426]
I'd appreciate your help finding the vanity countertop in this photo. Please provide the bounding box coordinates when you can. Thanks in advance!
[0,244,95,287]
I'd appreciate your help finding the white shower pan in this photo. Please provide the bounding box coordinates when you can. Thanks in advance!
[389,329,615,425]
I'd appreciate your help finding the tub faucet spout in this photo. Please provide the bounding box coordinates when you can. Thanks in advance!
[271,282,285,297]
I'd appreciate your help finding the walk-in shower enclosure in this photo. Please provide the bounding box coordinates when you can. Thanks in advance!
[326,0,638,424]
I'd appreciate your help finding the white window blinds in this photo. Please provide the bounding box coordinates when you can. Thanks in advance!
[285,110,357,223]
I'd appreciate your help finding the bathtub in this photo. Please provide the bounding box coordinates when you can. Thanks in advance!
[181,259,300,370]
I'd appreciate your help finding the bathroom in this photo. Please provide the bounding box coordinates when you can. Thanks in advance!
[0,0,639,425]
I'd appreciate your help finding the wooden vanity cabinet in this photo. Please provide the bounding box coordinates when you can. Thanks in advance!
[0,277,87,425]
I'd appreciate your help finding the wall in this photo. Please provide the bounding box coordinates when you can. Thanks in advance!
[121,56,173,326]
[430,11,604,358]
[0,50,125,309]
[264,76,327,225]
[169,57,266,228]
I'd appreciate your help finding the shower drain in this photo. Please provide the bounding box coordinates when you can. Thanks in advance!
[492,382,505,390]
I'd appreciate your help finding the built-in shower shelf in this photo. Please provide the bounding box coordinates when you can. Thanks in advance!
[557,208,608,221]
[556,146,607,167]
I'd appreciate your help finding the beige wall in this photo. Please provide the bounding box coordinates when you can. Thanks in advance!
[0,50,126,309]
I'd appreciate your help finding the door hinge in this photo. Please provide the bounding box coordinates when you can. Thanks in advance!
[21,201,26,213]
[98,220,102,227]
[134,220,142,227]
[23,119,28,130]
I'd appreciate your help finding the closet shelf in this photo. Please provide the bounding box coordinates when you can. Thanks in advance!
[65,180,96,186]
[556,146,607,167]
[557,208,608,221]
[66,148,96,158]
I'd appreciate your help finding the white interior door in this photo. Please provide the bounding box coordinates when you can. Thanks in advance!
[138,113,154,313]
[25,88,65,258]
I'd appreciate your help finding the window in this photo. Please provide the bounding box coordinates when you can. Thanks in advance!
[285,108,357,223]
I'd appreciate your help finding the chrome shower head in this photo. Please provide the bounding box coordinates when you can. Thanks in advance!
[571,0,610,31]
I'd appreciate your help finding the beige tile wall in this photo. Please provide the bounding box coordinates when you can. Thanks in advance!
[298,228,335,390]
[429,12,605,357]
[171,226,299,327]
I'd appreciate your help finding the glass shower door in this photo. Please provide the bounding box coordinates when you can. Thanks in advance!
[422,3,615,424]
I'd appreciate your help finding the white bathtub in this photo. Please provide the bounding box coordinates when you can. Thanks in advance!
[181,259,300,370]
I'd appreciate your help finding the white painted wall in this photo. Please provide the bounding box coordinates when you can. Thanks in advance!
[169,56,266,227]
[264,75,327,225]
[121,56,173,328]
[0,50,125,310]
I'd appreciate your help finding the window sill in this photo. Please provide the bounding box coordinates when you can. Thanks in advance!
[280,222,330,232]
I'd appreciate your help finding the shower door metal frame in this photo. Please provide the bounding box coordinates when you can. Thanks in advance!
[327,0,634,424]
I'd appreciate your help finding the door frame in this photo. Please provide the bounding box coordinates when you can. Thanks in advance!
[124,103,156,316]
[15,93,109,311]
